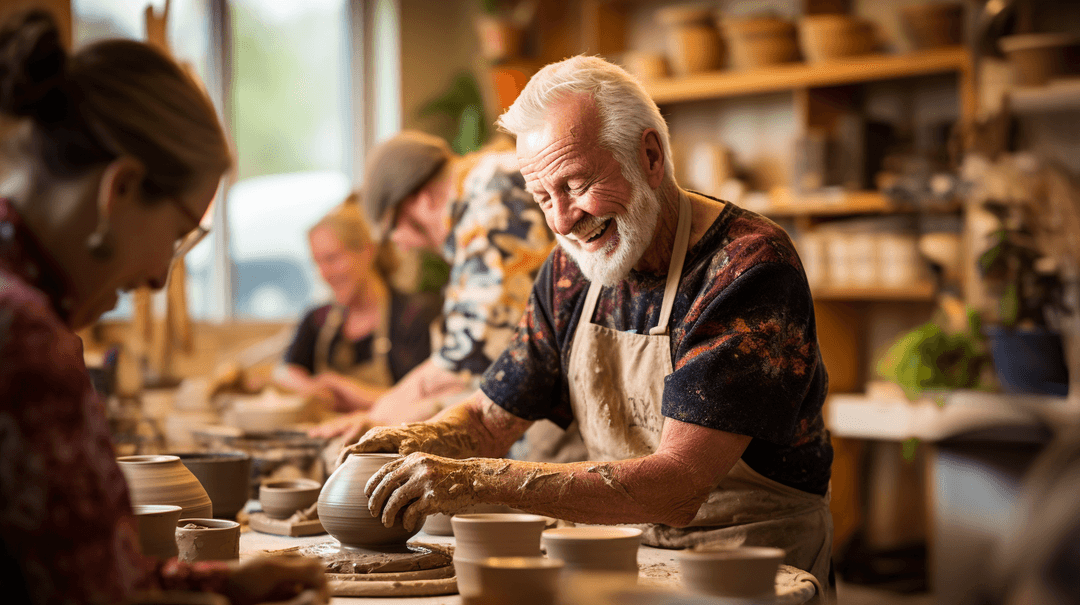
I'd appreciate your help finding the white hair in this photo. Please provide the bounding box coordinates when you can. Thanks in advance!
[496,55,674,183]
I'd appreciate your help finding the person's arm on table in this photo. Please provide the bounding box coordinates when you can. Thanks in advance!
[354,393,750,532]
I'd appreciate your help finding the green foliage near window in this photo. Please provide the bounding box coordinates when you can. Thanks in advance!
[876,307,990,402]
[418,72,488,155]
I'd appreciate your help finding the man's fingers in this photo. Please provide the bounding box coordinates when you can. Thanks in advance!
[365,457,407,515]
[380,470,420,529]
[400,497,429,533]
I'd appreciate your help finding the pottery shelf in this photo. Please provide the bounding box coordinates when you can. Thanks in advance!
[644,46,971,104]
[812,281,937,302]
[1009,78,1080,114]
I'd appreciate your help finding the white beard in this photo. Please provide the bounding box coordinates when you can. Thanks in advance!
[556,168,663,287]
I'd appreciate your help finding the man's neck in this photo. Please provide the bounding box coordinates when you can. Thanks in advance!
[633,184,727,277]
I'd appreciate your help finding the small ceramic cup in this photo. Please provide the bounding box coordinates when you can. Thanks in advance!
[468,556,563,605]
[452,513,548,599]
[677,546,785,598]
[175,519,241,563]
[259,478,321,519]
[541,526,642,579]
[132,504,183,559]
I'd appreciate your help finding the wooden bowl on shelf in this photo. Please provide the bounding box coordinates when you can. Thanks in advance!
[655,5,724,75]
[798,14,878,63]
[719,15,800,70]
[900,2,965,50]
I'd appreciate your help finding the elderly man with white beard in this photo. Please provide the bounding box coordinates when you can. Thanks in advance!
[342,55,835,598]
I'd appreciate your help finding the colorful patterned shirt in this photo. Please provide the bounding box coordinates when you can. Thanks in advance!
[434,151,555,375]
[481,200,833,495]
[0,198,230,604]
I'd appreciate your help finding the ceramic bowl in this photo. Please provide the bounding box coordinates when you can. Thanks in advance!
[452,512,548,598]
[318,453,420,549]
[259,478,321,519]
[175,518,241,563]
[132,504,182,559]
[174,452,252,519]
[677,546,785,598]
[117,455,213,519]
[473,556,564,605]
[541,526,642,577]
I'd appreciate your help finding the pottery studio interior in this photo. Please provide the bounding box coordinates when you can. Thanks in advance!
[1,0,1079,604]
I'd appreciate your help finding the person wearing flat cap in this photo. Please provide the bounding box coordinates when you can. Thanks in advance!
[309,132,555,442]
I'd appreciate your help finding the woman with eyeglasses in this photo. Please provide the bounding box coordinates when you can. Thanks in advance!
[0,11,325,605]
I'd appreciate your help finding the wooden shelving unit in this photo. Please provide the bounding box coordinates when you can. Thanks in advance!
[644,47,972,105]
[765,190,895,217]
[813,282,937,302]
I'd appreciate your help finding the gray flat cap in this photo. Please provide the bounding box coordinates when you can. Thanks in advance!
[362,130,453,229]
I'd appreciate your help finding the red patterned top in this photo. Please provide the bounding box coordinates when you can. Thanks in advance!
[0,198,230,604]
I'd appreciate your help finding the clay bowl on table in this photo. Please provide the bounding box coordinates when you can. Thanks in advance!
[117,455,213,519]
[174,452,252,519]
[132,504,182,559]
[452,513,548,598]
[318,453,420,550]
[677,545,785,598]
[541,526,642,578]
[473,556,564,605]
[259,478,321,520]
[175,518,241,563]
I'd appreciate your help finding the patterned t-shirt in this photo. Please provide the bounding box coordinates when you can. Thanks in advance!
[481,200,832,496]
[433,151,555,375]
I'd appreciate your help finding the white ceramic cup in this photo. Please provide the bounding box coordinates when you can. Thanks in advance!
[541,526,642,578]
[677,546,785,598]
[452,513,547,598]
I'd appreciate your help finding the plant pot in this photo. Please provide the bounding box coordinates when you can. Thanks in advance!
[174,452,252,519]
[986,326,1069,396]
[317,453,419,549]
[118,455,213,519]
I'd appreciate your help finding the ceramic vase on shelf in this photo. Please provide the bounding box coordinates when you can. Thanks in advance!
[117,455,213,519]
[318,453,419,550]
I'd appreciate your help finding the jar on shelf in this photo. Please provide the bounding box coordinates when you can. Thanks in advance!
[655,5,725,76]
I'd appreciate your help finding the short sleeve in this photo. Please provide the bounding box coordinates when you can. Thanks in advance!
[663,262,820,445]
[283,307,322,373]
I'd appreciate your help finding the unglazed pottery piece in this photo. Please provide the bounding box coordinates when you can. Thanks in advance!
[260,478,321,520]
[118,455,213,519]
[541,526,642,577]
[132,504,182,559]
[175,452,252,519]
[175,518,241,563]
[318,453,419,549]
[472,556,563,605]
[451,513,548,598]
[677,546,785,598]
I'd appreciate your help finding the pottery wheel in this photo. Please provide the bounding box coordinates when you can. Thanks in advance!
[262,541,458,597]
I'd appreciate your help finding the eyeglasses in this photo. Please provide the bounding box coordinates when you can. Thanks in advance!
[167,197,211,261]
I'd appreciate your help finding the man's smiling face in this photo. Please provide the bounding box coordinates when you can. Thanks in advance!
[516,92,661,286]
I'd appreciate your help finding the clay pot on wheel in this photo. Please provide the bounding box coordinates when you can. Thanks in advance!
[132,504,182,559]
[318,453,419,549]
[118,455,212,519]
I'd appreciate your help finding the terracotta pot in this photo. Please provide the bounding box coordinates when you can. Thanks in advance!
[318,453,419,549]
[452,513,547,599]
[260,478,321,520]
[799,15,877,63]
[175,518,241,563]
[677,546,785,598]
[655,5,724,75]
[132,504,182,559]
[541,526,642,577]
[175,452,252,519]
[900,2,965,50]
[473,556,563,605]
[720,16,800,69]
[118,455,213,519]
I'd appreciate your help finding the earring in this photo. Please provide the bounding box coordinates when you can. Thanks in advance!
[86,226,114,260]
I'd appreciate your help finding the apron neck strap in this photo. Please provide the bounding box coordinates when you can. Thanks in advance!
[648,190,692,336]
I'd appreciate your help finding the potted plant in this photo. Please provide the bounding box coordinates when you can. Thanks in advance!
[475,0,537,63]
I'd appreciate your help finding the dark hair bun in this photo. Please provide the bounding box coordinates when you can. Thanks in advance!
[0,10,68,123]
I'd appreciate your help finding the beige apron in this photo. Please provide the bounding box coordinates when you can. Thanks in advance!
[565,191,834,602]
[313,302,394,387]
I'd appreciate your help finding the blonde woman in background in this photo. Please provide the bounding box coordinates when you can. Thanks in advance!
[0,11,324,605]
[274,194,440,412]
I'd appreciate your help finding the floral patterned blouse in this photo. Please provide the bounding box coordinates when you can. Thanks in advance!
[0,198,230,604]
[434,150,555,375]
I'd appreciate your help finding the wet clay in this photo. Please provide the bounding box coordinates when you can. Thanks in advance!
[266,541,453,575]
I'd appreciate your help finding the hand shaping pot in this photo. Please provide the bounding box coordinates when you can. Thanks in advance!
[118,455,212,519]
[317,453,419,549]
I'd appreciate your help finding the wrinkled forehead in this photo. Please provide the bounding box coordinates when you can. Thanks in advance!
[514,92,603,164]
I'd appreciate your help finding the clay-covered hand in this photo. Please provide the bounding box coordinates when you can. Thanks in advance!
[337,417,475,462]
[222,556,328,605]
[365,452,508,532]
